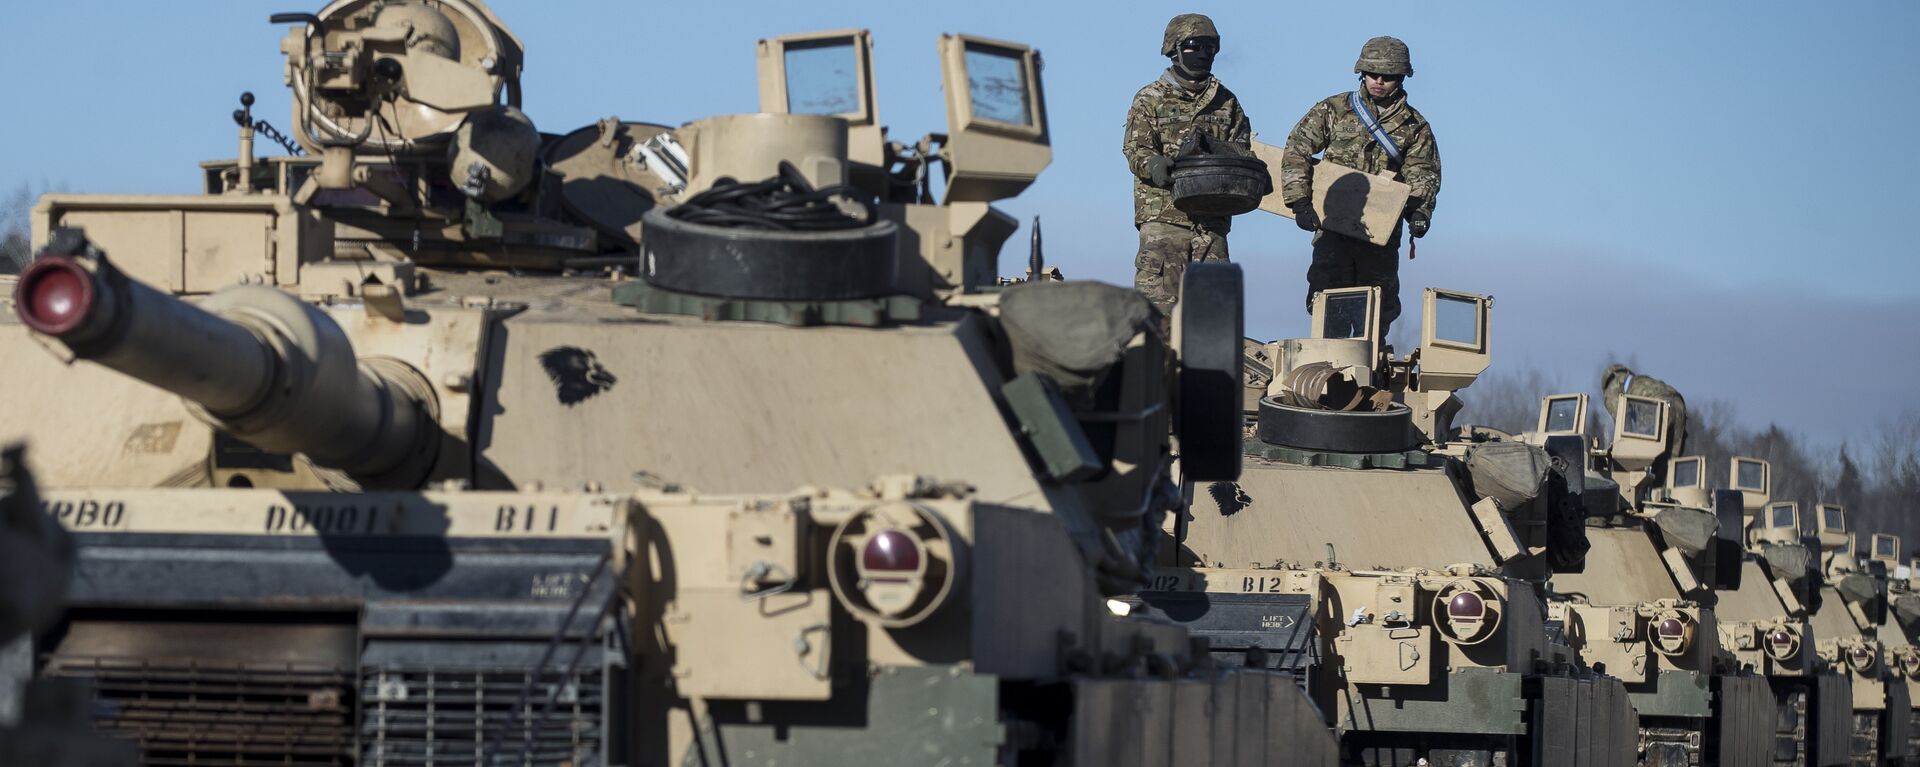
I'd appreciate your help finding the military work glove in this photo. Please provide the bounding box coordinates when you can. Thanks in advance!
[1407,216,1430,239]
[1145,155,1175,188]
[1403,196,1429,238]
[1289,200,1320,232]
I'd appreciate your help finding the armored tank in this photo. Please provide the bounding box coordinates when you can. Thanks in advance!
[1873,536,1920,761]
[1133,284,1640,765]
[0,2,1341,764]
[1803,509,1913,767]
[1521,389,1778,765]
[1697,460,1855,767]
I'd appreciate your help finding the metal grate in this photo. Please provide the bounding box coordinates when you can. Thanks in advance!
[359,666,602,766]
[43,655,355,766]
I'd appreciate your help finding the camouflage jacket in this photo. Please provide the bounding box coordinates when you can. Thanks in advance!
[1123,70,1252,229]
[1602,365,1690,453]
[1280,89,1440,226]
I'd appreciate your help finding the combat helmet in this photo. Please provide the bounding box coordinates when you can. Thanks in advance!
[1161,14,1220,56]
[1353,35,1412,76]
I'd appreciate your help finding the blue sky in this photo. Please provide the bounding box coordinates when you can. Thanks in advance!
[4,1,1917,446]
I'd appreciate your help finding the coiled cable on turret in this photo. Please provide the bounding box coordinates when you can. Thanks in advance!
[666,160,874,231]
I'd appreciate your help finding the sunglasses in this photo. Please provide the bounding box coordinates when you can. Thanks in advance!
[1178,38,1219,53]
[1362,72,1404,83]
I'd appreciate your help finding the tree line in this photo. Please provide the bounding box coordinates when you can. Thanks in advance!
[1,183,34,274]
[1465,362,1920,554]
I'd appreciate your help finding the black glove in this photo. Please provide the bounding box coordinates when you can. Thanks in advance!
[1403,196,1429,238]
[1145,155,1174,188]
[1290,199,1320,232]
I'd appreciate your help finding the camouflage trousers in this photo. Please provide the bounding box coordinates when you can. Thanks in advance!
[1306,231,1401,335]
[1134,220,1229,312]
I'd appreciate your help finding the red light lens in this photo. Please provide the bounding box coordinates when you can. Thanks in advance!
[1447,591,1485,619]
[15,256,94,335]
[1658,618,1685,638]
[862,530,920,576]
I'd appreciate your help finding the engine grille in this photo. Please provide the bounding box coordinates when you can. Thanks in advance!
[359,665,602,766]
[42,656,355,766]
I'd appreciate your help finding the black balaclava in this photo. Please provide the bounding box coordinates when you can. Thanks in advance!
[1172,37,1217,80]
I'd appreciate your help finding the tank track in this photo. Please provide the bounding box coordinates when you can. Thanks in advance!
[1347,734,1514,767]
[1853,711,1882,766]
[1638,721,1703,766]
[1773,685,1808,767]
[1909,707,1920,763]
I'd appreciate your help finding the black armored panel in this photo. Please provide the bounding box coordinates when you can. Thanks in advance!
[1128,590,1319,680]
[38,496,622,766]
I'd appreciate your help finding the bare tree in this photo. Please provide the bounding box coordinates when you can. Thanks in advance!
[1465,355,1918,548]
[1863,412,1920,548]
[0,183,32,274]
[1459,365,1565,435]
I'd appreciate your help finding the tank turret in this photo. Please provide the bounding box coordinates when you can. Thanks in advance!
[1519,374,1785,763]
[13,230,437,487]
[0,5,1344,764]
[1140,283,1652,764]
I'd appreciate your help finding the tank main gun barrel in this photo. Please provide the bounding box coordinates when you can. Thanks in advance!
[12,230,437,486]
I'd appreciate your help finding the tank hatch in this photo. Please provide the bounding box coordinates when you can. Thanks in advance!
[615,160,918,326]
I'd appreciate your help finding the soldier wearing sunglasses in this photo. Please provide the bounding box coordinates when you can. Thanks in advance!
[1122,14,1252,313]
[1280,35,1442,338]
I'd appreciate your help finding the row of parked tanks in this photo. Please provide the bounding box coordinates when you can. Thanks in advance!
[0,1,1907,765]
[1151,290,1920,766]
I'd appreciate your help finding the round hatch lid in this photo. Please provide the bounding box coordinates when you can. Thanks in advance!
[543,119,680,249]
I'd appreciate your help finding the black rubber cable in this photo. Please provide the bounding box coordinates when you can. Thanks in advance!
[666,160,874,231]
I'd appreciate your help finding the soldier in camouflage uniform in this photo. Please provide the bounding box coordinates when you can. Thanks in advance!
[1602,363,1690,457]
[1122,13,1252,313]
[1281,35,1440,337]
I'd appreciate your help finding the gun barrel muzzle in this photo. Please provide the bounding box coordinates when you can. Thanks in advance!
[14,236,435,485]
[18,254,276,415]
